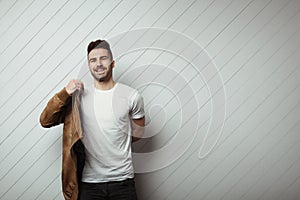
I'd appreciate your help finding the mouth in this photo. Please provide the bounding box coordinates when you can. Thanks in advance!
[94,67,106,75]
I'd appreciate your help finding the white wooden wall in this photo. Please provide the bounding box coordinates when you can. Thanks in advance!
[1,0,300,199]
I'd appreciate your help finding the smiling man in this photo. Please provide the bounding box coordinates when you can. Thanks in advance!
[40,39,145,200]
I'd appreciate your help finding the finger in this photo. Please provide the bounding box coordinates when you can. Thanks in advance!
[75,82,81,87]
[77,80,83,85]
[76,85,83,91]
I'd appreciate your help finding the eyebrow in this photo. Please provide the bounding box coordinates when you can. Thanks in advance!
[89,58,96,62]
[89,56,109,61]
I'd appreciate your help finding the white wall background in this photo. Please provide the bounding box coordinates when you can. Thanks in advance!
[1,0,300,199]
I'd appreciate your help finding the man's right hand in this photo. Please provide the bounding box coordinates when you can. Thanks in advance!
[65,79,84,95]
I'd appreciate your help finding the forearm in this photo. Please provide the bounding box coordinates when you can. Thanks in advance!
[131,117,145,143]
[131,128,144,142]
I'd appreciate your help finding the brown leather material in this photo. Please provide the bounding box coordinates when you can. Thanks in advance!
[40,88,83,200]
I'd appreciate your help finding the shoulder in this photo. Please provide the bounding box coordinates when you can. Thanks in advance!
[117,83,137,92]
[115,83,139,96]
[115,83,143,105]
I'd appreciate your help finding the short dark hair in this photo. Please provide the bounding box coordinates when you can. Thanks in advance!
[87,39,113,60]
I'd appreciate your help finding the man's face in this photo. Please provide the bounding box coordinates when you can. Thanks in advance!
[88,48,114,82]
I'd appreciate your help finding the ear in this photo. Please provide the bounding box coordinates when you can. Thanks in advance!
[87,56,90,68]
[111,60,115,68]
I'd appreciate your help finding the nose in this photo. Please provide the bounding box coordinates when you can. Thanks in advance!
[96,58,102,66]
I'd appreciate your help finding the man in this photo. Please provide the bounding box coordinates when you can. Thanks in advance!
[40,40,145,200]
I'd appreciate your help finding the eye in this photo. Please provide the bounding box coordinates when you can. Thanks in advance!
[89,58,96,63]
[100,56,108,61]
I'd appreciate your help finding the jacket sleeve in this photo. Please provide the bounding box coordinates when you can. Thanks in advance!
[40,87,72,128]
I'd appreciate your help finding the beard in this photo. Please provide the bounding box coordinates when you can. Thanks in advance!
[90,64,113,82]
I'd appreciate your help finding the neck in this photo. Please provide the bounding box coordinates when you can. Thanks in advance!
[94,78,115,90]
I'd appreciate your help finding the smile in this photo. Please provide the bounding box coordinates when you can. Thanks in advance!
[94,68,106,74]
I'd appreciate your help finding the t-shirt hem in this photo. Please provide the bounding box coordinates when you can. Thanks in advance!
[81,175,134,183]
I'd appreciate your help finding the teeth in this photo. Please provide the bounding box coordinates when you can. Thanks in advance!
[95,68,105,72]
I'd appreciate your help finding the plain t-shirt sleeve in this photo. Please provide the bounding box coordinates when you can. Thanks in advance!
[130,91,145,119]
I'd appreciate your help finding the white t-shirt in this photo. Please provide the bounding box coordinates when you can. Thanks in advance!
[80,83,144,182]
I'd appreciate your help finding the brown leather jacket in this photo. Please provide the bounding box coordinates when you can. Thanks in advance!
[40,88,85,200]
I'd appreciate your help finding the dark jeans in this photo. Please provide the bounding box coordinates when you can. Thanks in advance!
[78,178,138,200]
